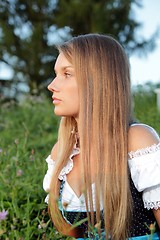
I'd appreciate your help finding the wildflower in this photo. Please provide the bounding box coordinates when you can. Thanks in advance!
[149,223,156,231]
[149,223,156,234]
[38,224,42,229]
[42,209,46,216]
[0,210,8,221]
[30,149,35,161]
[14,139,19,145]
[0,148,2,153]
[16,169,23,177]
[31,149,35,155]
[42,233,46,239]
[29,155,35,161]
[38,220,47,229]
[145,222,156,239]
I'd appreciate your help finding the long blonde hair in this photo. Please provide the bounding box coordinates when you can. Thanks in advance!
[49,34,133,239]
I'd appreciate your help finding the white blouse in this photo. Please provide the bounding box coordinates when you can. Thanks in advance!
[43,143,160,211]
[128,143,160,210]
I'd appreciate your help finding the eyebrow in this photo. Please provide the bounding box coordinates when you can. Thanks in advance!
[54,66,74,72]
[64,66,73,69]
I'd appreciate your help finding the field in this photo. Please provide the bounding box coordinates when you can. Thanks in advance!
[0,87,160,239]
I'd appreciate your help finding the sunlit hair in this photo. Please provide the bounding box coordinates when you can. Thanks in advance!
[49,34,133,239]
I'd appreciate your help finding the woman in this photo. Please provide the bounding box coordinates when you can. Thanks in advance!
[43,34,160,239]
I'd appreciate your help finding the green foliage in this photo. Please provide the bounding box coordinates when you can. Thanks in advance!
[0,89,160,239]
[0,95,74,239]
[0,0,58,94]
[133,85,160,134]
[54,0,157,54]
[0,0,158,96]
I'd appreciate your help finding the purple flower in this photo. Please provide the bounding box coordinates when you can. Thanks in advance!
[0,210,8,221]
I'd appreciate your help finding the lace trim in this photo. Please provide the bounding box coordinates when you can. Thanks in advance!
[128,143,160,159]
[58,147,80,181]
[144,201,160,210]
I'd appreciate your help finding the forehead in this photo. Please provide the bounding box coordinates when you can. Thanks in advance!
[54,52,73,70]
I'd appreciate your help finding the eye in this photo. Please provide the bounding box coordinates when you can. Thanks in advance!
[64,72,72,77]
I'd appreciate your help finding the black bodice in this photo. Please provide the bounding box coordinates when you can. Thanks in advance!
[59,178,159,238]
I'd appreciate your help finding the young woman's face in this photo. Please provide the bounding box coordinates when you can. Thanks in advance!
[48,52,79,118]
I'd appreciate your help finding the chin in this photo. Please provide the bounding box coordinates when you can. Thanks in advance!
[54,111,77,118]
[54,108,79,118]
[54,111,63,116]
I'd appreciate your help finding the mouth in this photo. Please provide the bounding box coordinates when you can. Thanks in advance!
[52,96,62,104]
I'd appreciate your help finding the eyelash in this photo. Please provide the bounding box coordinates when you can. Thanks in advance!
[64,72,72,77]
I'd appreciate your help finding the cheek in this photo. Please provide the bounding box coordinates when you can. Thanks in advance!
[66,87,79,115]
[73,88,79,106]
[68,91,79,109]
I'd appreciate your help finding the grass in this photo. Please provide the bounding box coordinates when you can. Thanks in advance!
[0,95,73,239]
[133,86,160,132]
[0,87,160,239]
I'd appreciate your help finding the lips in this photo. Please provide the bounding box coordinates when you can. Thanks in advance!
[52,96,62,104]
[52,97,61,101]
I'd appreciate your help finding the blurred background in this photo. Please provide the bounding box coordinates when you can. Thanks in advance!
[0,0,160,101]
[0,1,160,239]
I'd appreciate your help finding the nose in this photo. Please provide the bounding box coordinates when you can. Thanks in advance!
[47,80,54,92]
[47,78,59,92]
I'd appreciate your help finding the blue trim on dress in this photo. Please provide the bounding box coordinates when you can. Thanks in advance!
[128,231,160,240]
[58,180,72,224]
[76,231,160,239]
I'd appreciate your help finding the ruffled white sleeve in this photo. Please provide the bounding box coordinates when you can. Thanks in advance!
[42,147,79,204]
[43,155,56,204]
[128,143,160,210]
[43,155,55,192]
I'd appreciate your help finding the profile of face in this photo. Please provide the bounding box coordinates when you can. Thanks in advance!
[48,53,79,119]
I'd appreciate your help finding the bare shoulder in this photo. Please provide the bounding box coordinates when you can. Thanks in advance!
[128,123,160,152]
[50,142,58,160]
